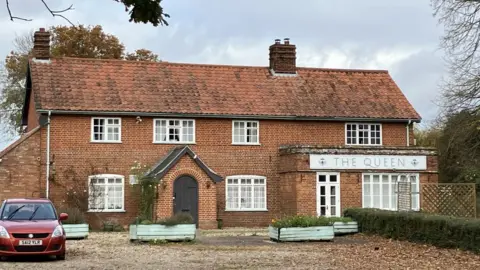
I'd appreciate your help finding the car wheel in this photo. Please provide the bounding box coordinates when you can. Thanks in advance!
[56,253,66,260]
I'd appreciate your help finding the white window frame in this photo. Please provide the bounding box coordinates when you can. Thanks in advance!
[87,174,125,212]
[90,117,122,143]
[362,173,420,211]
[345,123,382,146]
[231,120,260,145]
[316,172,341,217]
[153,119,196,144]
[225,175,267,211]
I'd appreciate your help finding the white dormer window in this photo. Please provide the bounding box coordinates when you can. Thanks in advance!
[346,123,382,145]
[232,120,259,145]
[91,117,121,143]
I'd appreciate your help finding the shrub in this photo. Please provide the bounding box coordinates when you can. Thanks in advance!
[271,215,333,228]
[57,207,86,224]
[156,212,194,226]
[344,208,480,253]
[140,219,153,225]
[130,216,153,225]
[326,216,354,223]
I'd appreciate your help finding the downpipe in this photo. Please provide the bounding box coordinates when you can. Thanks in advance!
[46,110,51,199]
[406,119,412,146]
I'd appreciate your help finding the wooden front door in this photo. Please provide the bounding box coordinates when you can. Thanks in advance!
[173,175,199,226]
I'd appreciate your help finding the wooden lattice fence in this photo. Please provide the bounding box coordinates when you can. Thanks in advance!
[420,183,477,218]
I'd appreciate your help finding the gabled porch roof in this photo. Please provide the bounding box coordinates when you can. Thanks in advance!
[144,146,223,183]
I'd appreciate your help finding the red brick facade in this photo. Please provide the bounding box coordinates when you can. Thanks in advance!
[0,112,438,229]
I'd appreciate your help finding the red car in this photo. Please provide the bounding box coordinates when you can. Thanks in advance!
[0,198,68,260]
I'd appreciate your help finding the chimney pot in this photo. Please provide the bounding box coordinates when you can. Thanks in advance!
[269,38,296,74]
[33,28,51,60]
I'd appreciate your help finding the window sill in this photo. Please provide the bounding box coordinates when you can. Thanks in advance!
[345,144,383,147]
[87,210,126,213]
[152,141,196,145]
[90,141,122,144]
[224,209,268,212]
[231,143,261,146]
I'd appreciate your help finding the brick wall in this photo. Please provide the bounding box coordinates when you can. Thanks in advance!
[278,173,297,217]
[0,128,43,201]
[26,113,430,228]
[26,91,39,132]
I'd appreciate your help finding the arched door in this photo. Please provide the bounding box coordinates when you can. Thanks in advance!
[173,175,199,226]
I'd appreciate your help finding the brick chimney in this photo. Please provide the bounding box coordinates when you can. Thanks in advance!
[269,38,296,74]
[33,28,51,60]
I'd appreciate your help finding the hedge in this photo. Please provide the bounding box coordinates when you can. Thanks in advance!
[271,215,353,228]
[344,208,480,253]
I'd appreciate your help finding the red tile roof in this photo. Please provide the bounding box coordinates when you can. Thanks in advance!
[28,57,420,121]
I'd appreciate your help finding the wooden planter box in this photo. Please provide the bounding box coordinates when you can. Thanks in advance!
[268,225,334,242]
[333,221,358,234]
[129,224,196,241]
[63,224,89,239]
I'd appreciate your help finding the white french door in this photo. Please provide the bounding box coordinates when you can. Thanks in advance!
[316,172,341,217]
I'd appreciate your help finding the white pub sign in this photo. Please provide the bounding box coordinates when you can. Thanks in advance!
[309,154,427,170]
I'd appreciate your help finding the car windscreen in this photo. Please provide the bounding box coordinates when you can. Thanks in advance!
[1,202,57,221]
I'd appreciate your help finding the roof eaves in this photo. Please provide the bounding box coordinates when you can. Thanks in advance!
[36,110,422,123]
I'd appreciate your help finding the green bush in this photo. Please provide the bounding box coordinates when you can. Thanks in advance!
[140,219,153,225]
[271,215,334,228]
[344,208,480,253]
[156,212,194,226]
[57,207,86,224]
[326,216,354,223]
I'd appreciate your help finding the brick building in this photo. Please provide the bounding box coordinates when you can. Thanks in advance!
[0,29,437,229]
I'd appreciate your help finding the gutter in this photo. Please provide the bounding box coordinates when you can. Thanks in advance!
[46,110,51,199]
[37,109,422,123]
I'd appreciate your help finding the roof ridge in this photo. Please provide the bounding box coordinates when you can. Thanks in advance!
[48,57,388,73]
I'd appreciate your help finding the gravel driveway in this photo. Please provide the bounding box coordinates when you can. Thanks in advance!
[0,232,479,269]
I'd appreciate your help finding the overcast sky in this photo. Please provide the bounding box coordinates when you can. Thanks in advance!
[0,0,445,150]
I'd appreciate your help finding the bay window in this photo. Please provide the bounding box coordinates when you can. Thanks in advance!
[362,173,419,211]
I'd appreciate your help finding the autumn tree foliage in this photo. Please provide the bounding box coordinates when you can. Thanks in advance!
[0,25,159,136]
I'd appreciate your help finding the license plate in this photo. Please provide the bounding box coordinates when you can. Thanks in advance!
[19,240,42,246]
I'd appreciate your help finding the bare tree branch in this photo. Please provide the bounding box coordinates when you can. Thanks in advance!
[40,0,75,26]
[432,0,480,113]
[5,0,74,25]
[5,0,32,21]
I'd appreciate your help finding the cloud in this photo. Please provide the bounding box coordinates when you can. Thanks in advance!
[0,0,446,150]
